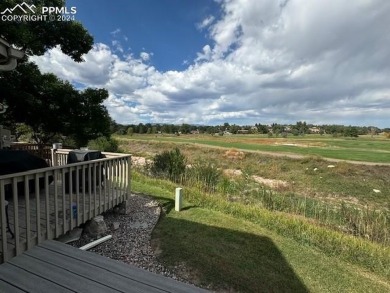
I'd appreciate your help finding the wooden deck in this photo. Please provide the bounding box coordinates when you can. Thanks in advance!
[1,179,125,260]
[0,240,208,292]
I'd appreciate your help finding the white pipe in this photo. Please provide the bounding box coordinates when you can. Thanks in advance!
[79,235,112,251]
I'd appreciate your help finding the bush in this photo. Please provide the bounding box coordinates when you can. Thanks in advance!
[151,148,186,182]
[87,136,119,152]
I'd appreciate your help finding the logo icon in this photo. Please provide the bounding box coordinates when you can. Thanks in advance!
[1,2,36,15]
[1,2,77,22]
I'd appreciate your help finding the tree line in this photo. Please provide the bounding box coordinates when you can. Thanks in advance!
[112,121,387,138]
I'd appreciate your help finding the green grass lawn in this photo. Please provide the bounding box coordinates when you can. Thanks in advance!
[132,176,390,292]
[116,134,390,163]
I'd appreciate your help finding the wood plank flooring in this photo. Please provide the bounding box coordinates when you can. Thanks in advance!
[0,240,208,293]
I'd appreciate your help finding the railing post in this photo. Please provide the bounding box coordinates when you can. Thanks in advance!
[0,181,8,263]
[127,155,132,200]
[51,149,58,167]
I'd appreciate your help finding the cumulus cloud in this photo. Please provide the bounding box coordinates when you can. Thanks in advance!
[31,0,390,127]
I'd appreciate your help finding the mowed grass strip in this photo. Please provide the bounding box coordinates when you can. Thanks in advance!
[132,177,390,292]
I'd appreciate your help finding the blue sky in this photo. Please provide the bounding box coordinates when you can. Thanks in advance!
[67,0,220,71]
[32,0,390,128]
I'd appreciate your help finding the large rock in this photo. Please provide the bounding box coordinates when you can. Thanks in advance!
[84,215,107,238]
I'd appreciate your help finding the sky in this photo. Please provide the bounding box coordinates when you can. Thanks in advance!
[31,0,390,127]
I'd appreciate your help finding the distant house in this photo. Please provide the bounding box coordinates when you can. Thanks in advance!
[190,130,200,134]
[309,127,321,134]
[237,129,249,134]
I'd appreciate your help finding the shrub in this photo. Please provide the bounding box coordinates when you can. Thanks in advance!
[151,148,186,182]
[87,136,119,152]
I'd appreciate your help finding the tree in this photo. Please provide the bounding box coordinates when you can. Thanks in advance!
[69,88,111,146]
[126,127,134,136]
[0,0,93,62]
[344,126,359,138]
[0,62,111,146]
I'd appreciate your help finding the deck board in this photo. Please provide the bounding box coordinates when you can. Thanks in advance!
[0,240,208,293]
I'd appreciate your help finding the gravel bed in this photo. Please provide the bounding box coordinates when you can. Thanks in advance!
[68,193,196,285]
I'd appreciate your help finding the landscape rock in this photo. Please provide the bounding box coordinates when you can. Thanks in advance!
[84,215,107,238]
[111,222,120,230]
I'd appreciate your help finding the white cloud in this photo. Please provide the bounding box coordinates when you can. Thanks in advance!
[197,15,215,30]
[31,0,390,127]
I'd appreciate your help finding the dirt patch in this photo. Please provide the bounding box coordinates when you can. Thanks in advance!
[223,149,245,160]
[223,169,243,177]
[251,175,289,189]
[132,156,152,166]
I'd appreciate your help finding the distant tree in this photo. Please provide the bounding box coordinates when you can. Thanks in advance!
[344,126,359,138]
[294,121,308,136]
[126,127,134,136]
[256,124,268,134]
[138,123,145,134]
[179,123,191,134]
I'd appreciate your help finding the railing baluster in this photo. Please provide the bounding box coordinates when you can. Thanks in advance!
[76,165,80,226]
[69,166,74,230]
[0,181,8,263]
[104,161,108,212]
[98,162,102,215]
[82,164,86,222]
[61,170,66,235]
[54,170,59,238]
[12,178,20,256]
[115,159,119,205]
[35,174,41,244]
[44,172,50,240]
[93,162,97,217]
[88,163,92,218]
[24,175,31,251]
[127,156,132,200]
[108,160,113,209]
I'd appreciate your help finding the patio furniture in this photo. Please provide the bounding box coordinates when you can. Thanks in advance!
[0,150,51,199]
[65,150,105,192]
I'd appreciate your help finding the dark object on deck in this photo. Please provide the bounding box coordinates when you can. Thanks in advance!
[65,150,105,193]
[0,150,51,199]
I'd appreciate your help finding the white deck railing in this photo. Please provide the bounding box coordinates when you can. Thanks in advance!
[0,149,131,263]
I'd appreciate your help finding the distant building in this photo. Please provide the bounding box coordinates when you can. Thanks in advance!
[309,127,321,134]
[237,129,249,134]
